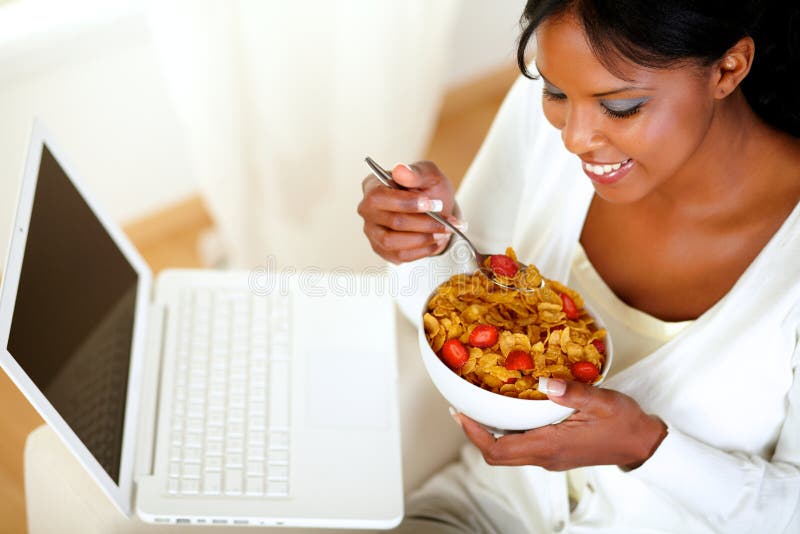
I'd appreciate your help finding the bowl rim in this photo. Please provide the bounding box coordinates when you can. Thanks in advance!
[418,279,614,405]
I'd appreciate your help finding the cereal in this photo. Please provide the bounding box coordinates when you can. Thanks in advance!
[424,249,607,399]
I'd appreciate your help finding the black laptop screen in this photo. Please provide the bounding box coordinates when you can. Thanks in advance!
[7,144,138,484]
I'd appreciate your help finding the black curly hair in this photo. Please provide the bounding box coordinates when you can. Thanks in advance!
[517,0,800,137]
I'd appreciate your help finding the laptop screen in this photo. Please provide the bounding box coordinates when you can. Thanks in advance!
[6,144,138,484]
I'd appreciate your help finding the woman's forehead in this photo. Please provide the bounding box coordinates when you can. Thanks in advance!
[535,13,627,80]
[534,11,690,91]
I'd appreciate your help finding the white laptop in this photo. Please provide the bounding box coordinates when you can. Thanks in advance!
[0,122,403,528]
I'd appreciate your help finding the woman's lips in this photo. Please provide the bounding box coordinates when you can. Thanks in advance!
[581,158,635,185]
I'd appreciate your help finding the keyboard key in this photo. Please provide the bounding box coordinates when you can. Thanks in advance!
[226,438,244,452]
[172,400,186,416]
[224,469,243,495]
[206,427,223,440]
[205,441,223,456]
[167,477,179,495]
[247,446,265,460]
[268,464,289,480]
[171,416,184,433]
[181,479,200,495]
[267,481,289,496]
[182,463,201,478]
[269,363,290,427]
[269,431,289,450]
[247,430,265,445]
[207,411,224,426]
[227,421,244,436]
[204,456,222,471]
[246,461,264,476]
[186,418,204,433]
[184,433,202,447]
[183,448,202,463]
[169,462,181,477]
[246,477,264,496]
[250,349,268,362]
[270,450,289,463]
[225,453,244,468]
[203,472,221,495]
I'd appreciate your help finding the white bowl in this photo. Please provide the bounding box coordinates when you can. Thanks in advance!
[418,287,614,433]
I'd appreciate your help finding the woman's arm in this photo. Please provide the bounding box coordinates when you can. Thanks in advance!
[454,343,800,534]
[627,343,800,533]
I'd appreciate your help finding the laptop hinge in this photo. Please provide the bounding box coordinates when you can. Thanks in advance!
[134,302,167,479]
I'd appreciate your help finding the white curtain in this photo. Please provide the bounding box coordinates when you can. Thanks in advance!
[145,0,459,271]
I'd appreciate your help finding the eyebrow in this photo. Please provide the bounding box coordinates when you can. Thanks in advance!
[537,67,652,97]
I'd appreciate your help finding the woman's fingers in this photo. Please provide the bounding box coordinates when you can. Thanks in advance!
[363,223,447,263]
[360,177,445,214]
[367,224,438,251]
[358,161,457,264]
[369,210,449,234]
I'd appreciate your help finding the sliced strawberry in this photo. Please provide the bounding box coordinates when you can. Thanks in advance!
[560,292,580,320]
[469,324,499,348]
[489,254,519,277]
[504,350,533,371]
[591,339,606,354]
[440,339,469,370]
[571,361,600,383]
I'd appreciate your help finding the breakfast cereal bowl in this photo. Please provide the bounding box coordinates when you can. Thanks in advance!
[417,276,614,433]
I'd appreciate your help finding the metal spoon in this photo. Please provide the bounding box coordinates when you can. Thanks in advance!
[365,156,542,293]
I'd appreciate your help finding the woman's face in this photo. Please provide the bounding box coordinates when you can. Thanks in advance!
[535,12,718,204]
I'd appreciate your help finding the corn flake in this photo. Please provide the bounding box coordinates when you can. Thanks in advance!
[423,248,607,399]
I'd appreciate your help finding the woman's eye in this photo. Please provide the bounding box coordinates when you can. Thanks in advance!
[600,98,648,119]
[542,87,566,101]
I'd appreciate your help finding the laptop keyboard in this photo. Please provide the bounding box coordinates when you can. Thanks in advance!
[166,288,291,498]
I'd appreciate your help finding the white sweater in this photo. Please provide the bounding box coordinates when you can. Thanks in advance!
[392,75,800,533]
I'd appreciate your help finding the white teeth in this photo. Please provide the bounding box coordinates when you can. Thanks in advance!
[583,159,627,175]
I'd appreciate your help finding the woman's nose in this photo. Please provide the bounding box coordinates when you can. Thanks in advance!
[560,105,605,155]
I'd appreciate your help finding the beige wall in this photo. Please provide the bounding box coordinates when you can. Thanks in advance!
[0,0,526,270]
[0,4,196,269]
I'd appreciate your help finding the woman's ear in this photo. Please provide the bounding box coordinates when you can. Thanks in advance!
[713,36,755,99]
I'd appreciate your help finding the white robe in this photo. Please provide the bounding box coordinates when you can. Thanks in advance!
[392,74,800,533]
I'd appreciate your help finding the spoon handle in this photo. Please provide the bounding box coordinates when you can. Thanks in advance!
[364,157,475,251]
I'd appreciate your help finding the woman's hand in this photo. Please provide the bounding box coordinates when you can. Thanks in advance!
[453,378,668,471]
[358,161,461,264]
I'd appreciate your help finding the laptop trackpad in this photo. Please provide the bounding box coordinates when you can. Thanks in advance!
[306,349,390,429]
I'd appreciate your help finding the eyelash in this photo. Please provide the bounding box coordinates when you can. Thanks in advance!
[542,88,643,119]
[601,105,642,119]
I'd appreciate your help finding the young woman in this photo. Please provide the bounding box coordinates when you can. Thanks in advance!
[357,1,800,532]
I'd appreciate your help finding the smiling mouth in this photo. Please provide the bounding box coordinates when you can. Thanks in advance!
[582,159,632,176]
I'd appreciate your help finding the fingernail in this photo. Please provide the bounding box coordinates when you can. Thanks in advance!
[446,216,468,233]
[433,225,454,240]
[418,198,444,212]
[539,377,566,396]
[394,162,415,174]
[448,406,463,427]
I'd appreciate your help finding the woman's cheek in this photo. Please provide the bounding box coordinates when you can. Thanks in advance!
[541,99,564,130]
